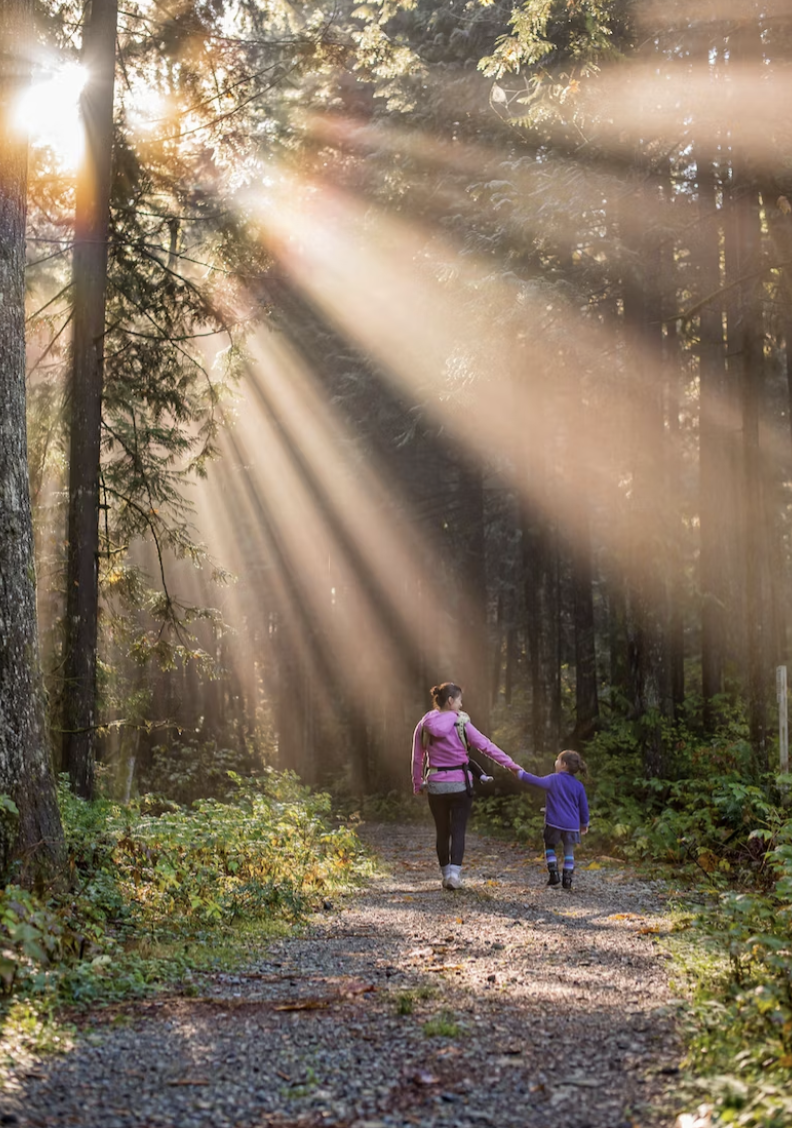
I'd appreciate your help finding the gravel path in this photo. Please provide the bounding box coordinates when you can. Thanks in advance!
[2,823,684,1128]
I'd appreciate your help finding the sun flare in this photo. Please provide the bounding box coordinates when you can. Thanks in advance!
[15,62,88,168]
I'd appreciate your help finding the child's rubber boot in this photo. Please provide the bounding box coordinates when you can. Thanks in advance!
[547,867,560,887]
[562,869,573,890]
[445,865,462,890]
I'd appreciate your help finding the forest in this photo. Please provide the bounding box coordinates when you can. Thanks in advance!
[2,1,792,1126]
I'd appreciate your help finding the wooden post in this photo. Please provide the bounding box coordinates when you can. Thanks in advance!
[777,666,789,777]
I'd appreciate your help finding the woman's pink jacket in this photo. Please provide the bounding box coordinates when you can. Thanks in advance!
[411,709,519,794]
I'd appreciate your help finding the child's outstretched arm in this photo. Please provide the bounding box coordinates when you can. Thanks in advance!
[517,769,554,789]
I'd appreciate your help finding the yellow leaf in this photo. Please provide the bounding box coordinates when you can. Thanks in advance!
[778,196,792,215]
[697,850,719,873]
[585,862,602,870]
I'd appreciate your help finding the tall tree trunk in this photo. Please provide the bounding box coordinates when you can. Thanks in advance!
[62,0,118,797]
[457,458,491,732]
[607,570,632,706]
[0,0,65,880]
[490,591,504,707]
[727,16,769,771]
[620,201,671,777]
[522,504,560,751]
[732,183,768,768]
[697,153,730,727]
[504,625,517,707]
[570,510,599,742]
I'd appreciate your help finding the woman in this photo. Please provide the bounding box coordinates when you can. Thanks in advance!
[412,682,521,889]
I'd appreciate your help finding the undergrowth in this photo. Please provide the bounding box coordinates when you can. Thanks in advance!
[0,769,370,1052]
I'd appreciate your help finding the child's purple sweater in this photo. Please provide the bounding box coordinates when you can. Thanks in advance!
[518,770,590,832]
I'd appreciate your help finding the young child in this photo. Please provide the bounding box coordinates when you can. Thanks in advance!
[517,750,589,890]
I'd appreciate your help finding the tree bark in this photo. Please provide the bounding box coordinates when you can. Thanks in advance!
[456,457,490,732]
[570,511,599,741]
[0,0,65,881]
[731,181,769,769]
[697,152,730,726]
[726,15,769,771]
[62,0,118,797]
[620,199,671,777]
[521,503,560,751]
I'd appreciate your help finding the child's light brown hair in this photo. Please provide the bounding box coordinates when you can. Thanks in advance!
[558,750,587,776]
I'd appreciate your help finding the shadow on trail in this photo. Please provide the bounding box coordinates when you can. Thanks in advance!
[1,824,682,1128]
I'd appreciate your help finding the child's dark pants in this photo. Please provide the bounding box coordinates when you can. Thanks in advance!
[427,791,473,866]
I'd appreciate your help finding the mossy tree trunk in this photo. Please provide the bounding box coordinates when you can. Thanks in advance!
[0,0,65,882]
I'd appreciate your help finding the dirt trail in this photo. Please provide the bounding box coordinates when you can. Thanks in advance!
[3,823,683,1128]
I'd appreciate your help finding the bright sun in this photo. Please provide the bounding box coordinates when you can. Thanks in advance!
[15,62,88,169]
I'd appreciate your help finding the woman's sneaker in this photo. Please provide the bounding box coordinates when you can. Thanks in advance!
[445,865,462,890]
[441,865,451,889]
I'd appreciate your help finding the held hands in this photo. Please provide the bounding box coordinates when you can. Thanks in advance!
[581,826,589,835]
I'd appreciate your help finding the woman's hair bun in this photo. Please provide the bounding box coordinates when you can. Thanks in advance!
[430,682,462,707]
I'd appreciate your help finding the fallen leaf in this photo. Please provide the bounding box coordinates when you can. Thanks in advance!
[696,850,719,873]
[274,981,375,1011]
[167,1078,210,1087]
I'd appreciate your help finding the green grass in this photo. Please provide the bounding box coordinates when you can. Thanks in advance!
[422,1010,461,1038]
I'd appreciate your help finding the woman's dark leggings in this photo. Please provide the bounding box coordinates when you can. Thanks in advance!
[427,791,473,867]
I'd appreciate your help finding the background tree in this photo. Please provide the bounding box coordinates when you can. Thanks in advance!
[0,0,65,880]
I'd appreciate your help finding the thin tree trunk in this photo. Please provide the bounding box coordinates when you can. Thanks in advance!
[504,625,517,707]
[62,0,118,797]
[522,505,560,751]
[731,181,768,768]
[697,153,730,726]
[620,200,670,777]
[608,571,631,705]
[662,272,685,717]
[571,511,599,742]
[457,458,490,732]
[0,0,65,880]
[727,14,769,770]
[490,591,504,708]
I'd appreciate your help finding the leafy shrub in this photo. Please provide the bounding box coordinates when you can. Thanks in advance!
[1,770,368,1012]
[137,739,261,805]
[677,819,792,1126]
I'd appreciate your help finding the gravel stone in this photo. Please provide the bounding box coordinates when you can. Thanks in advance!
[1,823,684,1127]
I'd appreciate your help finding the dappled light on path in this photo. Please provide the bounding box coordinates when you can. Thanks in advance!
[4,824,682,1127]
